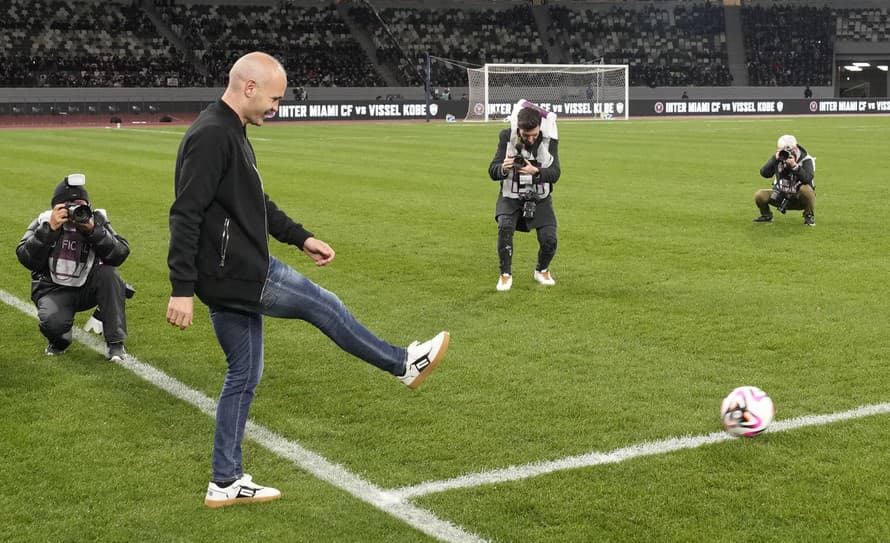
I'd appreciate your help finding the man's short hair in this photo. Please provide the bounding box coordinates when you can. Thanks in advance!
[517,107,542,131]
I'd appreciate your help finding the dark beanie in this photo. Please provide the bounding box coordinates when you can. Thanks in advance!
[51,175,90,207]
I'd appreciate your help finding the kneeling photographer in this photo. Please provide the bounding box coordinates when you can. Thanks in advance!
[487,103,561,291]
[753,134,816,226]
[16,174,131,361]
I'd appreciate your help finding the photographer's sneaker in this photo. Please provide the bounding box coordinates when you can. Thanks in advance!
[753,214,773,223]
[496,274,513,291]
[399,331,450,390]
[534,269,556,286]
[804,213,815,227]
[204,474,281,508]
[44,342,67,356]
[106,342,126,362]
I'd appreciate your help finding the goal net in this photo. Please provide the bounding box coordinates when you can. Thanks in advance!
[465,64,629,121]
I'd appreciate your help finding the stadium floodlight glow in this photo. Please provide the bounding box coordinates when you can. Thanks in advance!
[844,65,864,71]
[852,62,871,67]
[878,65,889,72]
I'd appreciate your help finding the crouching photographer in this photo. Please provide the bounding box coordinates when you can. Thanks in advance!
[16,174,131,361]
[487,102,561,291]
[753,134,817,226]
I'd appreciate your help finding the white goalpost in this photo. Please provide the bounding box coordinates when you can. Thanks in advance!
[464,63,629,121]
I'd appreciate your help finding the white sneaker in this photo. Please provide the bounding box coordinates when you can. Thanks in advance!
[496,274,513,291]
[534,269,555,286]
[204,473,281,508]
[399,331,450,389]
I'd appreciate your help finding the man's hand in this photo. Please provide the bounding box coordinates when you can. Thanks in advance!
[49,203,68,230]
[518,161,540,176]
[167,296,194,330]
[785,155,798,169]
[302,237,335,266]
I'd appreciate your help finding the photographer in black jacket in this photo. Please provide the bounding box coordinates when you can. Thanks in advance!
[487,103,561,291]
[16,174,130,361]
[753,134,816,226]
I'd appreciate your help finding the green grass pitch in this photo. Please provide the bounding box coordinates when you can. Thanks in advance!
[1,116,889,542]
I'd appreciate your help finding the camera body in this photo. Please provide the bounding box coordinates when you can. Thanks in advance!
[777,149,791,161]
[520,189,538,220]
[511,146,526,170]
[66,203,92,224]
[768,189,791,214]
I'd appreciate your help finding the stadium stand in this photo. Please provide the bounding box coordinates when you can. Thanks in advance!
[2,0,204,87]
[741,4,834,86]
[835,7,890,42]
[352,3,543,88]
[549,3,733,87]
[156,1,383,87]
[0,0,885,93]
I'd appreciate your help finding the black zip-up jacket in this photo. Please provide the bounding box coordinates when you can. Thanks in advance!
[17,209,129,301]
[168,100,313,307]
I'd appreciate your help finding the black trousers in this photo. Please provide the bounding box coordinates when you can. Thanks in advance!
[36,265,128,348]
[497,212,558,275]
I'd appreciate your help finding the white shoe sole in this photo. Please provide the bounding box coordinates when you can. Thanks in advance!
[406,332,450,390]
[204,492,281,508]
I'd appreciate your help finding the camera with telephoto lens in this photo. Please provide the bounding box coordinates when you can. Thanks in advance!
[65,203,92,224]
[768,189,791,214]
[778,149,791,161]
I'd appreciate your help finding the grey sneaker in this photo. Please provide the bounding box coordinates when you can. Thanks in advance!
[804,213,815,226]
[106,342,126,362]
[399,331,450,389]
[204,474,281,508]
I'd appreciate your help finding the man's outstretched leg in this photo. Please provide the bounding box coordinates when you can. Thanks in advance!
[260,257,449,389]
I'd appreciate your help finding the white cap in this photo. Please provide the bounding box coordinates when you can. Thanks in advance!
[777,135,797,151]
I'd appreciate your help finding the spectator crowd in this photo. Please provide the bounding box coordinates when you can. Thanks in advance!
[1,0,884,90]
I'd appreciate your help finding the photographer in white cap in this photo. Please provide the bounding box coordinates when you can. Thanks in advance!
[16,174,131,360]
[753,134,817,226]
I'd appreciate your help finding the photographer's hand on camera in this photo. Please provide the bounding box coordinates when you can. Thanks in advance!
[501,156,540,177]
[775,150,797,169]
[517,160,540,176]
[52,201,94,233]
[49,203,68,230]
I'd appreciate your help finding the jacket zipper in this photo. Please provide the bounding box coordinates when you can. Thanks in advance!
[219,218,230,267]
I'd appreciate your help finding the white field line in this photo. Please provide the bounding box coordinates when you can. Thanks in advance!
[7,287,890,533]
[0,289,486,543]
[392,402,890,500]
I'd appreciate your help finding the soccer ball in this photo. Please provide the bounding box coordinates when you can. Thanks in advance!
[720,386,775,437]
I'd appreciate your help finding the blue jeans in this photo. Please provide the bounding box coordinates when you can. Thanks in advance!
[208,257,407,482]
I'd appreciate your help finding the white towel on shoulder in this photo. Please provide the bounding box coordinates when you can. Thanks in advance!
[509,99,558,140]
